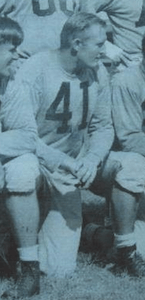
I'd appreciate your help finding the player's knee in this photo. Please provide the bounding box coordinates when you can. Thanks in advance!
[4,154,40,193]
[112,152,145,194]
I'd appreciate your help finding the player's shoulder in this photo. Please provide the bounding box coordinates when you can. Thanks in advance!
[14,50,56,82]
[112,65,143,89]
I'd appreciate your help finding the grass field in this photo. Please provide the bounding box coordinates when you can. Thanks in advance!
[0,190,145,300]
[1,252,145,300]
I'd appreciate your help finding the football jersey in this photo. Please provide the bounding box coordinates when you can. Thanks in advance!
[80,0,145,56]
[4,50,114,171]
[112,64,145,156]
[4,0,76,54]
[0,82,37,159]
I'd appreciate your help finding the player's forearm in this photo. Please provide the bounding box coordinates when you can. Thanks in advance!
[36,138,70,172]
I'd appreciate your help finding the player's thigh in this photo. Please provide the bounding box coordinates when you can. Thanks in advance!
[4,153,40,193]
[90,155,121,196]
[108,151,145,193]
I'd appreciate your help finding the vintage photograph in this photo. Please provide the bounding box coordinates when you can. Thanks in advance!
[0,0,145,299]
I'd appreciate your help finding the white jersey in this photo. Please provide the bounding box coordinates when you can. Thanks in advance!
[4,0,76,54]
[112,64,145,156]
[4,50,114,172]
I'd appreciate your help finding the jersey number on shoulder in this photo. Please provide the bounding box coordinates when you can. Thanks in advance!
[45,81,89,133]
[32,0,74,16]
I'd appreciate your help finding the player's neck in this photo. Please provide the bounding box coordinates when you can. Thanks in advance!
[58,49,78,75]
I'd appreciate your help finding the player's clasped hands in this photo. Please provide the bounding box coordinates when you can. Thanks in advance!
[75,156,100,189]
[60,155,99,189]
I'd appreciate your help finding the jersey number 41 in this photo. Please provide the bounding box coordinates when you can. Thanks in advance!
[45,81,89,133]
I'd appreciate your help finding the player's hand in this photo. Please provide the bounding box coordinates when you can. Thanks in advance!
[119,51,133,67]
[112,51,133,67]
[0,0,15,16]
[105,41,132,67]
[17,48,31,59]
[60,156,78,177]
[73,0,81,12]
[75,155,101,189]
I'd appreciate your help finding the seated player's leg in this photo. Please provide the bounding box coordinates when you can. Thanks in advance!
[108,151,145,276]
[81,158,121,257]
[39,185,82,277]
[2,153,40,298]
[81,152,145,276]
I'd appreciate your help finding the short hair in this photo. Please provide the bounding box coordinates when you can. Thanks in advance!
[142,34,145,57]
[0,17,23,46]
[60,12,106,50]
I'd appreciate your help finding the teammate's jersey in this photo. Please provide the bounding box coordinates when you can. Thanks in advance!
[81,0,145,56]
[0,85,37,159]
[4,50,114,172]
[4,0,76,54]
[112,64,145,156]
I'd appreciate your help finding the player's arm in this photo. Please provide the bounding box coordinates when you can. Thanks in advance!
[87,78,114,162]
[37,138,78,175]
[76,71,114,188]
[112,77,145,156]
[0,0,15,16]
[105,41,133,66]
[0,80,37,160]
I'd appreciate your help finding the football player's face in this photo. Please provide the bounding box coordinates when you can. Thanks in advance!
[77,24,106,68]
[0,42,18,78]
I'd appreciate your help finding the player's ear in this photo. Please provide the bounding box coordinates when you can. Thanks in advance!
[71,38,82,56]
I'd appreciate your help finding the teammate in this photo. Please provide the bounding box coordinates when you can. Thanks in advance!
[1,12,115,298]
[0,15,22,192]
[109,34,145,275]
[79,0,145,68]
[0,0,79,55]
[0,17,41,299]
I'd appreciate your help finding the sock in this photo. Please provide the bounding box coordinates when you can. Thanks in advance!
[114,232,136,249]
[17,245,39,262]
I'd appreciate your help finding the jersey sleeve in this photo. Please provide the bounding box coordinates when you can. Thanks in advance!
[80,0,111,13]
[0,79,37,159]
[36,139,72,172]
[87,83,114,163]
[112,75,145,156]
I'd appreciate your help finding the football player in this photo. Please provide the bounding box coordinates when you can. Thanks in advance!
[2,12,115,298]
[0,0,79,55]
[110,33,145,276]
[0,17,40,298]
[79,0,145,68]
[0,16,23,192]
